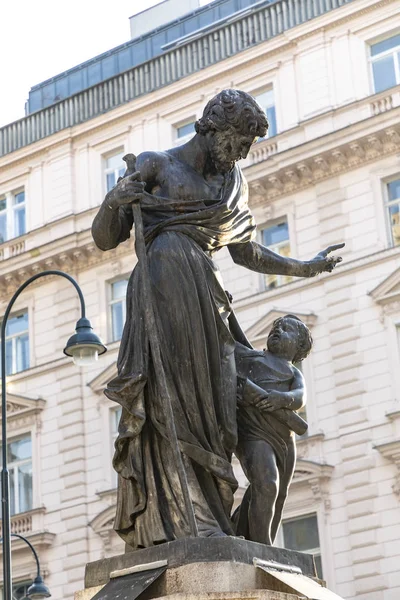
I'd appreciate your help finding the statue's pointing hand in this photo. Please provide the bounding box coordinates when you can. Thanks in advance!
[306,243,345,277]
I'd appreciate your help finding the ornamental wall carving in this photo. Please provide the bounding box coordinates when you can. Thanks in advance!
[248,124,400,206]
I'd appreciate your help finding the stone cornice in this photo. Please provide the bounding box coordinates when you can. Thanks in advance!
[369,266,400,306]
[291,459,334,511]
[90,504,117,534]
[246,112,400,205]
[0,393,46,433]
[374,440,400,496]
[0,229,136,299]
[89,362,118,395]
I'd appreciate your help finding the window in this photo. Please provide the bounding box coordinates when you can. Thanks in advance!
[8,435,32,516]
[280,514,322,579]
[0,581,32,600]
[385,178,400,247]
[370,34,400,93]
[109,278,129,341]
[105,151,125,193]
[174,120,196,146]
[1,312,29,375]
[261,219,292,289]
[0,190,26,244]
[110,406,122,487]
[255,89,277,138]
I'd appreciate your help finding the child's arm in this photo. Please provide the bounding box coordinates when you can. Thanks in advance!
[256,366,306,412]
[239,375,308,435]
[237,377,269,407]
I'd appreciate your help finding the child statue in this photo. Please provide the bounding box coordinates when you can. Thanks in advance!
[234,314,313,545]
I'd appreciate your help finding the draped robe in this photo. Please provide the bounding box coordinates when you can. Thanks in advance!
[104,165,255,548]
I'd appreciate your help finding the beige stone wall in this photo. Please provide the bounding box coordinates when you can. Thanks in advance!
[1,1,400,599]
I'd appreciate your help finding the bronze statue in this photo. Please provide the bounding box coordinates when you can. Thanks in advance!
[234,315,312,545]
[92,89,343,549]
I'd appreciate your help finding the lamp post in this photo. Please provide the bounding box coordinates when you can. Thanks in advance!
[1,270,107,600]
[0,533,51,599]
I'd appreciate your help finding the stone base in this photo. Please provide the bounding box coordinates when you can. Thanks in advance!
[75,538,321,600]
[84,537,316,589]
[76,588,304,600]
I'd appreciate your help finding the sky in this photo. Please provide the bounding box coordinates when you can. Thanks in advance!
[0,0,212,127]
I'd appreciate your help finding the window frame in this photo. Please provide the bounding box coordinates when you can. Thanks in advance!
[259,216,292,291]
[275,512,323,579]
[0,188,26,245]
[108,276,130,343]
[252,86,278,139]
[103,149,125,195]
[383,176,400,248]
[0,579,33,600]
[7,433,33,516]
[1,310,30,376]
[369,33,400,94]
[173,118,196,147]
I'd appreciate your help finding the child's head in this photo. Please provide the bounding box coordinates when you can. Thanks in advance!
[266,314,313,362]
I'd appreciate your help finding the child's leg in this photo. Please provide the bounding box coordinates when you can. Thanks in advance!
[270,446,296,543]
[236,439,279,545]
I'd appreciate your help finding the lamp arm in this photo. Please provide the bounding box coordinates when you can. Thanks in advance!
[2,269,85,465]
[0,534,42,578]
[1,270,85,600]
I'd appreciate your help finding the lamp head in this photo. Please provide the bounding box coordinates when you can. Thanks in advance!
[26,575,51,598]
[63,317,107,366]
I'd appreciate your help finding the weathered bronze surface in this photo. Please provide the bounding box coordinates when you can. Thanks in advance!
[235,315,312,545]
[92,89,343,549]
[85,537,317,588]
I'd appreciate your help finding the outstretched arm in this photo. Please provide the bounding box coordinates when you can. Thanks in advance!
[228,240,344,278]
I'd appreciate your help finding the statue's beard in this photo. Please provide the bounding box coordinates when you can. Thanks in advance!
[210,143,237,173]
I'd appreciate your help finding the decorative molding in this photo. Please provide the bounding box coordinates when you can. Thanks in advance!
[291,459,334,512]
[247,121,400,206]
[369,266,400,309]
[97,488,118,503]
[0,231,135,299]
[374,440,400,496]
[296,432,325,460]
[0,393,46,433]
[386,409,400,422]
[89,362,118,395]
[0,532,56,555]
[90,505,117,534]
[245,308,317,347]
[90,504,118,558]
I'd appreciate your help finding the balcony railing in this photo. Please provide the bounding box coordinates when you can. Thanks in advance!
[0,236,27,261]
[0,0,354,158]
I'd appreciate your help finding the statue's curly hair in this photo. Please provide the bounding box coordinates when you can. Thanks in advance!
[270,314,313,363]
[195,89,268,138]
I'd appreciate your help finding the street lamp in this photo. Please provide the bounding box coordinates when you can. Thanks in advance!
[1,270,107,600]
[0,534,51,599]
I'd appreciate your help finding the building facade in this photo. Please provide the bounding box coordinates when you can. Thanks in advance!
[1,0,400,598]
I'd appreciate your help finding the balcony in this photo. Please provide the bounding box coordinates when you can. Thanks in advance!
[245,84,400,168]
[0,236,27,261]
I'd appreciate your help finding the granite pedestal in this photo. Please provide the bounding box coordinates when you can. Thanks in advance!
[74,537,346,600]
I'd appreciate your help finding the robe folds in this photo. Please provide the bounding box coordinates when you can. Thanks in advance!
[104,165,255,548]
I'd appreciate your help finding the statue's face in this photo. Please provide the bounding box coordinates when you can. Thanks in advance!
[208,129,257,173]
[267,318,299,361]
